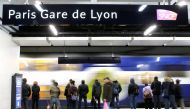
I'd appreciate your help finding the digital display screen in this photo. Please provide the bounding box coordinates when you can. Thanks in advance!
[15,76,22,109]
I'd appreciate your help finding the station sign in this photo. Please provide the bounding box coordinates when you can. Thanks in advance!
[2,4,188,25]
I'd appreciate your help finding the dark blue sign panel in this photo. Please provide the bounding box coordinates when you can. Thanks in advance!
[15,76,22,109]
[2,4,188,25]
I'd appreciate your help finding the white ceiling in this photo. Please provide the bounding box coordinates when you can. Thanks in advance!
[12,37,190,46]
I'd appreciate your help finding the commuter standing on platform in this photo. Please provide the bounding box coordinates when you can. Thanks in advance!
[162,77,177,109]
[175,79,185,109]
[128,78,139,109]
[103,77,113,109]
[111,80,122,109]
[64,79,73,109]
[78,80,89,109]
[22,78,31,109]
[92,79,102,109]
[32,81,40,109]
[143,84,153,109]
[69,80,78,109]
[151,76,161,109]
[50,80,61,109]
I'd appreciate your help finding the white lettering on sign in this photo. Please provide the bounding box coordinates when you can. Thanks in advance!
[8,10,36,19]
[91,9,118,21]
[41,10,68,19]
[7,9,118,21]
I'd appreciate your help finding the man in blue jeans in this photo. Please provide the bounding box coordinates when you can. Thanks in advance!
[50,81,61,109]
[128,78,139,109]
[162,77,177,109]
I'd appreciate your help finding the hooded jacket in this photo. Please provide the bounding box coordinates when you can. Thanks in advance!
[103,82,113,102]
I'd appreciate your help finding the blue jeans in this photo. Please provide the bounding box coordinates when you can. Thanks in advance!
[129,94,136,109]
[164,95,177,109]
[111,94,119,108]
[169,95,177,109]
[50,97,60,109]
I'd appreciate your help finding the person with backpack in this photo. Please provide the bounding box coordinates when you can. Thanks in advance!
[64,79,73,109]
[103,77,113,109]
[151,76,161,109]
[22,78,31,109]
[128,78,139,109]
[174,79,185,109]
[92,79,102,109]
[111,80,122,109]
[162,77,177,109]
[50,80,61,109]
[143,84,153,109]
[32,81,40,109]
[78,80,89,109]
[69,80,78,109]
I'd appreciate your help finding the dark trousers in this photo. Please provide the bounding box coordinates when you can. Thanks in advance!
[78,96,87,109]
[144,98,152,109]
[22,97,29,109]
[93,96,101,109]
[153,95,161,109]
[70,100,77,109]
[66,97,70,109]
[111,94,119,109]
[32,98,39,109]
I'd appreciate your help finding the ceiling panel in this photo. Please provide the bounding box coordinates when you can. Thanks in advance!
[129,37,173,46]
[49,37,89,46]
[13,37,51,46]
[166,37,190,46]
[91,37,132,46]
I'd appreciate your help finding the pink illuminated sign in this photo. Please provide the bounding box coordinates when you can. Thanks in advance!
[157,9,178,21]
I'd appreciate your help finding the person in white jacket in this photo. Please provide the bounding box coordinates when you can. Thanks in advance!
[143,84,153,109]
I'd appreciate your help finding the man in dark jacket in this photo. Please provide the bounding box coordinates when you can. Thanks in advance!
[175,79,185,109]
[65,79,73,109]
[103,77,113,109]
[128,78,139,109]
[162,77,177,109]
[78,80,89,109]
[92,79,102,109]
[32,81,40,109]
[111,80,122,109]
[22,78,31,109]
[151,76,161,109]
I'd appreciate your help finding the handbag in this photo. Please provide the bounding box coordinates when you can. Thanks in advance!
[103,101,109,109]
[71,95,78,101]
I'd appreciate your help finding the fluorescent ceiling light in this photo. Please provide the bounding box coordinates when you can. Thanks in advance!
[174,37,190,40]
[34,1,44,12]
[91,37,131,40]
[177,1,187,7]
[138,5,147,12]
[49,37,88,40]
[49,24,58,36]
[133,37,173,40]
[156,57,160,62]
[144,24,157,36]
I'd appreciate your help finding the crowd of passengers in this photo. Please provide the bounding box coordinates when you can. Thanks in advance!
[21,76,184,109]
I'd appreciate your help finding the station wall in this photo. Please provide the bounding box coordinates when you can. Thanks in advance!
[0,29,20,109]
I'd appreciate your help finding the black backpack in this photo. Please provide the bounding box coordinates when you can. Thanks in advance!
[94,85,101,97]
[133,84,139,96]
[113,84,119,95]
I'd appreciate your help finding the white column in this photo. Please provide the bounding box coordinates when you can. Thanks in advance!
[0,29,20,109]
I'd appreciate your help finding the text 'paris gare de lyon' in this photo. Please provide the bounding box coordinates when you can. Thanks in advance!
[8,9,118,21]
